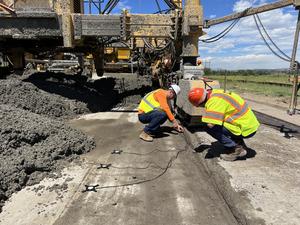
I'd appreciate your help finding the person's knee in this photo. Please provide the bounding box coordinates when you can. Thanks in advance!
[138,114,147,124]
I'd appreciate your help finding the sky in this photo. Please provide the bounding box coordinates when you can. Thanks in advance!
[85,0,298,70]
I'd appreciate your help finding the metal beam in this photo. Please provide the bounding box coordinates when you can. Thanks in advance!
[205,0,293,28]
[0,12,61,39]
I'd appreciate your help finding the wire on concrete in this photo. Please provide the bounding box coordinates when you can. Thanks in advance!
[97,147,186,190]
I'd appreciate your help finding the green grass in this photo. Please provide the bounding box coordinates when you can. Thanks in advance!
[208,74,290,84]
[206,74,293,97]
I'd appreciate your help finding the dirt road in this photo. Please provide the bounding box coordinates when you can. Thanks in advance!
[0,112,240,225]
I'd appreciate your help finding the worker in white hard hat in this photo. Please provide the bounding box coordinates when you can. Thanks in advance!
[138,84,184,142]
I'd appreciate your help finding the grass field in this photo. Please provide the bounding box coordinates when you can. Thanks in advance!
[207,74,293,97]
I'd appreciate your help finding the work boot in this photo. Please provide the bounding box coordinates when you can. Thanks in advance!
[220,145,247,161]
[139,131,153,142]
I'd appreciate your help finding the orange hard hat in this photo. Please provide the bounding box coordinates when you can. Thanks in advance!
[188,88,207,106]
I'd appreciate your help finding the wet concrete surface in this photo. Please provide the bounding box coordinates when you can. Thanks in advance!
[0,112,242,225]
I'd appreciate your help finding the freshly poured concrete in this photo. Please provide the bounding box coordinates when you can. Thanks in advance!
[2,109,298,225]
[0,112,242,225]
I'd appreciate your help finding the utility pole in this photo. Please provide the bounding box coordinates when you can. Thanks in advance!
[288,8,300,115]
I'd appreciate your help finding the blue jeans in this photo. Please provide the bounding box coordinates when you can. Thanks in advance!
[205,125,256,149]
[138,110,168,134]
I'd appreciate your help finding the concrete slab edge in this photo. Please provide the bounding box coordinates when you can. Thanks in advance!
[182,128,266,225]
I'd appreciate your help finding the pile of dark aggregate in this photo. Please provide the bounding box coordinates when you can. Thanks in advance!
[111,73,153,108]
[0,104,95,211]
[0,73,119,118]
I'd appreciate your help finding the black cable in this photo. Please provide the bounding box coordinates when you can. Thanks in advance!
[122,148,179,155]
[154,8,172,14]
[143,38,173,51]
[163,0,175,9]
[202,18,241,43]
[155,0,162,13]
[102,0,114,14]
[166,0,178,9]
[202,18,239,41]
[253,14,291,62]
[107,0,120,14]
[202,8,252,43]
[111,162,164,170]
[256,14,291,60]
[169,0,178,8]
[111,163,154,170]
[96,148,186,190]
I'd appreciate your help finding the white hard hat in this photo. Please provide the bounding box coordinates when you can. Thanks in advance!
[170,84,181,96]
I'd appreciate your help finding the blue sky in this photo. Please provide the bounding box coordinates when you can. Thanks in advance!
[86,1,298,70]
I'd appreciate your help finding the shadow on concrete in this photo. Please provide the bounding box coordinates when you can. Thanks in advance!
[194,141,257,161]
[151,126,180,139]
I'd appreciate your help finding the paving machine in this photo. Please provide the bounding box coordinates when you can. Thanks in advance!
[1,0,299,119]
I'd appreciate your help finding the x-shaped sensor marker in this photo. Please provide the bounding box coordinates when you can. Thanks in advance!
[82,184,99,193]
[111,150,123,154]
[97,163,112,169]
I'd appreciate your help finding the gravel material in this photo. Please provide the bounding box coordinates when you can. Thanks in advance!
[0,75,119,118]
[0,104,95,211]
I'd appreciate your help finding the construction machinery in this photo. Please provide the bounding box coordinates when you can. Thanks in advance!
[0,0,299,119]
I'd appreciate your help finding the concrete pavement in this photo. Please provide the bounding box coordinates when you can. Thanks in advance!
[0,112,244,225]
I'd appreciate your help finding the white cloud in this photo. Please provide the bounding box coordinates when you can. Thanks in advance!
[233,0,254,12]
[200,0,298,69]
[112,0,132,13]
[203,54,290,70]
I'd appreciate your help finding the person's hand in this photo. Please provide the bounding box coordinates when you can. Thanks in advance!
[207,123,214,128]
[173,120,184,133]
[176,124,184,133]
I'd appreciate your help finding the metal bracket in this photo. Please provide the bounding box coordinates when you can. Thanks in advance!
[82,184,99,193]
[97,163,112,169]
[111,150,123,155]
[280,125,295,138]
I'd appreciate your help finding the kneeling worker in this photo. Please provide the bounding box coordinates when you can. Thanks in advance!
[138,85,184,142]
[188,88,260,161]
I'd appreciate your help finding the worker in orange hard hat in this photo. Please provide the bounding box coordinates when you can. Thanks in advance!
[188,87,260,161]
[138,84,184,142]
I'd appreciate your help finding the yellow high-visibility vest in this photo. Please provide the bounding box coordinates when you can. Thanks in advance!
[202,89,260,136]
[138,89,161,113]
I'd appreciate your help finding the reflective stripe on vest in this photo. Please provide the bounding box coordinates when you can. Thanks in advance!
[211,92,249,123]
[142,92,159,110]
[211,93,241,110]
[204,90,259,136]
[225,102,249,123]
[204,110,224,121]
[138,89,161,113]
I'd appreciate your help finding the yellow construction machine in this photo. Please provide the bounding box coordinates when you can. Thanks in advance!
[1,0,299,117]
